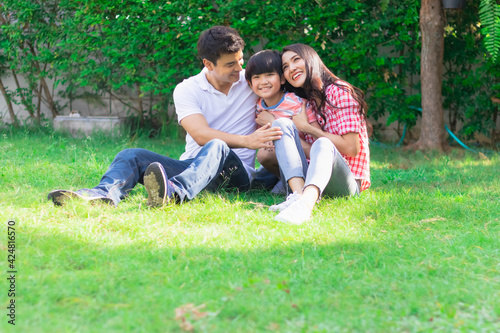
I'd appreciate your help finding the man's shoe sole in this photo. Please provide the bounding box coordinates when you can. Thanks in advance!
[144,163,168,207]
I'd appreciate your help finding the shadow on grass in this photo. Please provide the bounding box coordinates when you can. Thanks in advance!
[17,219,500,333]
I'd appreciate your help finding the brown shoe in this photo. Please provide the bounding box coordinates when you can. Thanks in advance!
[47,189,113,206]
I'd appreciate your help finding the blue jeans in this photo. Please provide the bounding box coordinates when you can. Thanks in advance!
[91,139,251,205]
[251,166,280,190]
[273,118,359,197]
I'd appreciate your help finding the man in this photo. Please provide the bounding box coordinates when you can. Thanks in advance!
[48,26,282,207]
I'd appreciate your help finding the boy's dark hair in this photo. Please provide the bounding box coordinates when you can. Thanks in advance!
[245,50,283,83]
[197,26,245,65]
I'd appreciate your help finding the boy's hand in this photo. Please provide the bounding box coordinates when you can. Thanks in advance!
[255,110,276,127]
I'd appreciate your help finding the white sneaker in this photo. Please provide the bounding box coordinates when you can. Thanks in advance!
[274,200,311,225]
[269,192,300,212]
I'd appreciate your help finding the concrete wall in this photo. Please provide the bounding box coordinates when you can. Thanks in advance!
[0,74,175,124]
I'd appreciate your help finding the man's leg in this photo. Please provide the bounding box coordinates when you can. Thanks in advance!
[96,148,192,205]
[49,148,190,206]
[147,139,250,204]
[251,165,280,191]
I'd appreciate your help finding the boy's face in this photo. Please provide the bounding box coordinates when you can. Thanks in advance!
[204,50,244,86]
[248,72,285,101]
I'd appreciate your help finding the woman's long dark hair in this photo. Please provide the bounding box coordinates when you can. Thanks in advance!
[282,44,368,122]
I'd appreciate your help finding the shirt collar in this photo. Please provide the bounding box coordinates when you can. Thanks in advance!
[195,68,245,94]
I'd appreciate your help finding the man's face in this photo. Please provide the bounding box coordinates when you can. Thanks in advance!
[205,50,244,86]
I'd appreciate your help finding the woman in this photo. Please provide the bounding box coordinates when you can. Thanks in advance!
[257,44,370,225]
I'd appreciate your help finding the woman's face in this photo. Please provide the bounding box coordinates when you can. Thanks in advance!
[282,51,307,88]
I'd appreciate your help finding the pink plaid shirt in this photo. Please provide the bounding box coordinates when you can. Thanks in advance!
[311,83,371,191]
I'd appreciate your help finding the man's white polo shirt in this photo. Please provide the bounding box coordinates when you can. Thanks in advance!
[173,68,258,179]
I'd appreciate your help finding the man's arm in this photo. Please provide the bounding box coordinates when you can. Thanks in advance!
[180,114,282,150]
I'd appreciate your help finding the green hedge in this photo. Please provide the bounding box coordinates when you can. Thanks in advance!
[0,0,498,141]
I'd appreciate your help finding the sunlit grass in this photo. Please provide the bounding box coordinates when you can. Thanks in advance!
[0,127,499,332]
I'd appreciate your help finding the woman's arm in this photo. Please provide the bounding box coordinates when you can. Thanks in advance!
[292,106,360,157]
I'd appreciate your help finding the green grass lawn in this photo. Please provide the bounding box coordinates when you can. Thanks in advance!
[0,127,499,332]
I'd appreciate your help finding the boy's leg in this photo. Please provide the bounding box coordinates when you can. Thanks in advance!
[272,118,309,194]
[274,138,358,225]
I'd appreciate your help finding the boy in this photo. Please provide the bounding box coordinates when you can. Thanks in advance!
[244,50,321,177]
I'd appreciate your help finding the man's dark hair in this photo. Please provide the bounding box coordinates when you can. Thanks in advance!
[245,50,283,83]
[197,26,245,65]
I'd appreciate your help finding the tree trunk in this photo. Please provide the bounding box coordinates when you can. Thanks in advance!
[11,69,35,119]
[25,42,58,118]
[492,104,498,147]
[411,0,449,152]
[37,82,43,125]
[0,77,20,127]
[135,82,145,126]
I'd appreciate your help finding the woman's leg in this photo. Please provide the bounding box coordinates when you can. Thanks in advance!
[275,137,358,224]
[304,137,359,198]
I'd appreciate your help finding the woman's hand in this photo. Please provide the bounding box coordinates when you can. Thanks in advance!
[255,110,276,127]
[292,102,312,133]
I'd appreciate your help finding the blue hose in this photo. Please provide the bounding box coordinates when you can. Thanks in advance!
[444,124,477,152]
[395,123,407,147]
[371,106,496,154]
[409,106,479,152]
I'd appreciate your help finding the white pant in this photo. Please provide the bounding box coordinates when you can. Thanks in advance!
[273,118,359,197]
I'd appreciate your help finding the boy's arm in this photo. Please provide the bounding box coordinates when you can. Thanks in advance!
[180,114,282,150]
[255,110,276,127]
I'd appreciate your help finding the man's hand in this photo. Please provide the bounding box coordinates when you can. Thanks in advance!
[255,110,276,127]
[263,140,275,152]
[246,123,282,149]
[181,114,281,150]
